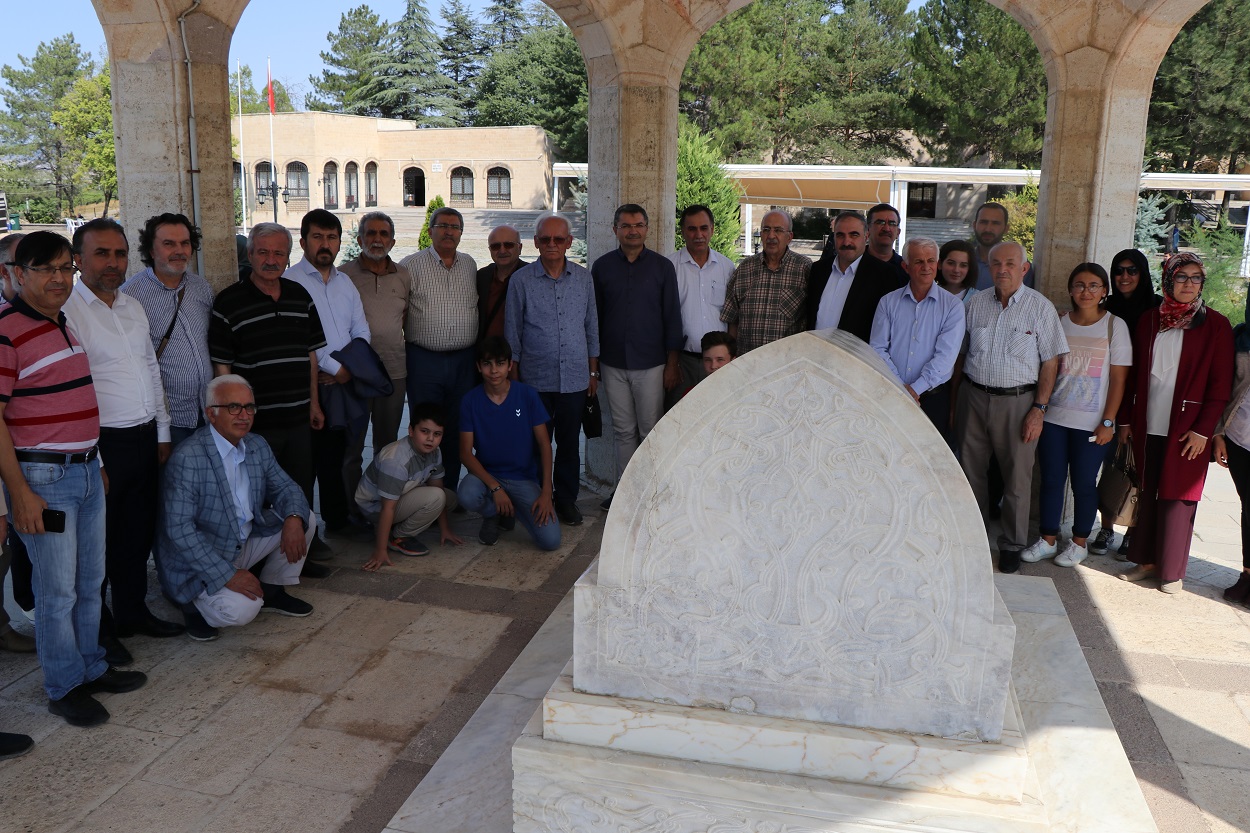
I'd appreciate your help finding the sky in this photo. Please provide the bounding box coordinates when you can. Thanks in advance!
[0,0,493,107]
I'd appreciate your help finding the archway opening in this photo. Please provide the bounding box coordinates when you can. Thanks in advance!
[403,166,426,207]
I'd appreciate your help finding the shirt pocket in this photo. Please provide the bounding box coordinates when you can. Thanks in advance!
[709,277,727,308]
[1007,328,1039,361]
[968,326,991,357]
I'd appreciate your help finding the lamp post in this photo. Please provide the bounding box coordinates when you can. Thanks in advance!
[256,180,289,224]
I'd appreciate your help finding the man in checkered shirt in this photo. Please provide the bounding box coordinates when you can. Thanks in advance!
[954,241,1068,574]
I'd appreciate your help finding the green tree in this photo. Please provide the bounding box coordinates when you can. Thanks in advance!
[439,0,482,124]
[681,0,912,165]
[306,5,391,114]
[1134,191,1173,257]
[0,34,92,216]
[1146,0,1250,174]
[229,64,295,115]
[675,122,742,261]
[418,195,446,249]
[54,63,117,216]
[481,0,528,49]
[909,0,1046,167]
[1185,218,1247,326]
[370,0,463,126]
[999,180,1039,258]
[475,22,588,161]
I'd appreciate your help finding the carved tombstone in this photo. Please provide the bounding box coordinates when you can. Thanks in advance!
[574,329,1015,741]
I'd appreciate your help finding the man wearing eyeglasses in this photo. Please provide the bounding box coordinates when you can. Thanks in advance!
[400,206,479,489]
[505,213,599,525]
[721,210,811,355]
[865,203,909,288]
[159,374,315,641]
[341,212,409,515]
[477,225,526,343]
[65,219,183,664]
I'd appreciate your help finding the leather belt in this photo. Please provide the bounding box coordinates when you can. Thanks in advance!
[15,446,100,465]
[967,380,1037,397]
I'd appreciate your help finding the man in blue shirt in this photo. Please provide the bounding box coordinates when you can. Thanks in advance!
[869,237,966,435]
[591,204,682,508]
[505,213,599,526]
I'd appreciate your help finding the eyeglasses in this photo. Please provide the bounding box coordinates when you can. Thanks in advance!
[536,236,569,245]
[431,223,463,231]
[21,265,76,277]
[209,402,258,415]
[871,219,900,228]
[1111,265,1139,276]
[760,226,790,235]
[615,222,647,230]
[488,242,518,251]
[1173,274,1204,285]
[1072,283,1105,293]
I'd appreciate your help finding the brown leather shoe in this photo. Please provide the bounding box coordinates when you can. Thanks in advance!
[0,624,35,653]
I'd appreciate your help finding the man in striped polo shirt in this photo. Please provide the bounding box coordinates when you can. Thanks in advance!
[209,222,333,572]
[0,231,147,727]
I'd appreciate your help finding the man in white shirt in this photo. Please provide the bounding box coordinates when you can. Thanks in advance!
[667,204,734,408]
[66,219,183,663]
[285,209,371,538]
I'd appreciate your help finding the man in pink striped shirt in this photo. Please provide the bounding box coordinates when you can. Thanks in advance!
[0,231,147,728]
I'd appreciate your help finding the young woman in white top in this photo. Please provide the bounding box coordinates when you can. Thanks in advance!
[1020,263,1132,567]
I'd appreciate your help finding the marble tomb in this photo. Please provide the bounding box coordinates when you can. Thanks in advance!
[511,329,1157,833]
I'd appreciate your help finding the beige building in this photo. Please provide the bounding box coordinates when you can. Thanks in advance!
[231,112,555,224]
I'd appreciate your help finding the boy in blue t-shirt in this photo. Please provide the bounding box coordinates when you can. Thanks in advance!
[458,337,561,551]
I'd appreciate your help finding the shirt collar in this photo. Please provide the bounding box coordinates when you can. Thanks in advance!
[209,424,247,461]
[354,255,397,275]
[832,254,863,279]
[295,256,344,284]
[10,294,67,326]
[73,280,127,308]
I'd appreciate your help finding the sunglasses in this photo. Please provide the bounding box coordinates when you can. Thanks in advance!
[1111,265,1139,277]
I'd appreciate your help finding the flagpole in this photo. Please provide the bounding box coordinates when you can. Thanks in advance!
[267,57,278,225]
[237,59,249,232]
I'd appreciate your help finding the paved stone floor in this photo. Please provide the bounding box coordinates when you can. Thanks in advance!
[2,468,1249,833]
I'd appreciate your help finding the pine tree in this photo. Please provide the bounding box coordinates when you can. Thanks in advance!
[306,5,391,114]
[908,0,1046,167]
[370,0,463,126]
[481,0,528,50]
[675,122,742,261]
[439,0,482,124]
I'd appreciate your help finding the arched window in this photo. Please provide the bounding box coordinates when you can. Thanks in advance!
[365,162,378,207]
[323,162,339,210]
[345,162,359,208]
[254,161,272,199]
[403,167,426,207]
[450,166,474,205]
[487,166,512,207]
[286,161,309,199]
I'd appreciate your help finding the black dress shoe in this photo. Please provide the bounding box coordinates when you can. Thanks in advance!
[98,635,133,667]
[555,501,583,526]
[181,605,219,642]
[1224,572,1250,602]
[84,667,148,694]
[48,686,109,727]
[301,560,332,579]
[999,549,1022,574]
[307,536,334,562]
[260,585,313,617]
[115,614,186,639]
[0,731,34,760]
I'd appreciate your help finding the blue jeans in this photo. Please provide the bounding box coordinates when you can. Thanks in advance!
[1038,423,1109,539]
[15,458,108,699]
[457,474,561,551]
[406,343,476,490]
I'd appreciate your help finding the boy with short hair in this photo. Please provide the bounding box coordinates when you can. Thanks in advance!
[358,402,463,570]
[701,331,737,375]
[458,337,561,551]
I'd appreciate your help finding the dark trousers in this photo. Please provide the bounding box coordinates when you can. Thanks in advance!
[919,383,951,437]
[1223,437,1250,569]
[311,425,350,529]
[98,422,160,632]
[539,389,587,505]
[255,421,314,503]
[406,343,475,489]
[1129,434,1198,582]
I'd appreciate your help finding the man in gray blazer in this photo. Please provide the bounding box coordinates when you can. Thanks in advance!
[158,374,316,641]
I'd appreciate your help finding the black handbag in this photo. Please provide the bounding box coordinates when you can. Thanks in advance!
[1098,441,1140,527]
[582,393,603,439]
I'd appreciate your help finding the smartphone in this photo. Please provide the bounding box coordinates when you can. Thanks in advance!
[42,508,66,534]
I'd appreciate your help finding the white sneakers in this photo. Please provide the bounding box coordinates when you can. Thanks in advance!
[1055,541,1089,567]
[1020,538,1089,567]
[1020,538,1058,563]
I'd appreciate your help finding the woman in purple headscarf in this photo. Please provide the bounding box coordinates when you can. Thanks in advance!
[1117,252,1233,593]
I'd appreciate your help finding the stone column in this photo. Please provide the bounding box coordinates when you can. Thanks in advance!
[994,0,1208,300]
[95,0,243,290]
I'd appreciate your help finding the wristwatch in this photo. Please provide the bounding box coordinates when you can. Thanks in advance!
[1032,402,1048,414]
[589,371,600,379]
[1102,419,1115,428]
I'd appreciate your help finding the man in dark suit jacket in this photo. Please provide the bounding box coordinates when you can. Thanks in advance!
[159,375,315,641]
[805,211,897,342]
[476,225,527,342]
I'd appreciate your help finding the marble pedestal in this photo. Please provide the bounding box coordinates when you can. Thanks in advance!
[512,575,1157,833]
